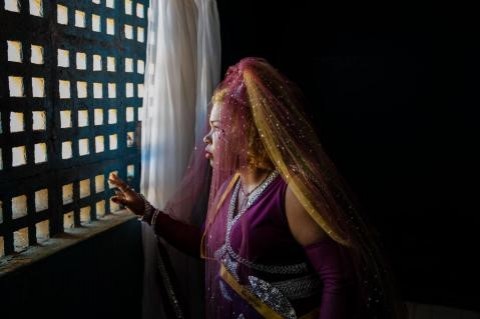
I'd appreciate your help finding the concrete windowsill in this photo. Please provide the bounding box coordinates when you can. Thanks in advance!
[0,210,138,277]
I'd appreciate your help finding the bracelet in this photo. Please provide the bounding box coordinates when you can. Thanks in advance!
[138,193,154,223]
[151,209,161,227]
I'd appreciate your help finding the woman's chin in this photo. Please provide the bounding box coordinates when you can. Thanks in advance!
[208,159,214,167]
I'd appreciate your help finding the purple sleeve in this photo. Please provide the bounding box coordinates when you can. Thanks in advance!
[151,211,202,258]
[303,238,355,319]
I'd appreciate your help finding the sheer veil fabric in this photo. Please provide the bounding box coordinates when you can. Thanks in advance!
[201,59,406,318]
[140,0,220,318]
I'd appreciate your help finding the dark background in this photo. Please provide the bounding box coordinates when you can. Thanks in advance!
[1,2,478,318]
[217,0,478,311]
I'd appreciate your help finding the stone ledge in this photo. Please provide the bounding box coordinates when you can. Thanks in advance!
[0,210,138,277]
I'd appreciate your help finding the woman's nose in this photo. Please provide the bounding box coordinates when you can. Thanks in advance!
[203,132,211,144]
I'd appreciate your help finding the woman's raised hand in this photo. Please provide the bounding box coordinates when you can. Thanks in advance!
[108,173,144,216]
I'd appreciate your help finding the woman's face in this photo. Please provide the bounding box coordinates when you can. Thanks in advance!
[203,103,224,166]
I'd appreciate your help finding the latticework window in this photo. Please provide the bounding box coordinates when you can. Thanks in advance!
[0,0,147,258]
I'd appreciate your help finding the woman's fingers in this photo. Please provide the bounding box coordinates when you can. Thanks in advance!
[110,194,143,215]
[108,173,125,187]
[111,195,126,205]
[114,190,125,198]
[108,173,142,214]
[108,173,131,192]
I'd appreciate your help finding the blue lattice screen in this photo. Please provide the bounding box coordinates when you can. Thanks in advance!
[0,0,147,257]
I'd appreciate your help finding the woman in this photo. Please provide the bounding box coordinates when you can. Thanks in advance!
[109,57,405,318]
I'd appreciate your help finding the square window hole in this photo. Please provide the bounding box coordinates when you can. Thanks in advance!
[136,3,144,18]
[108,109,117,124]
[125,58,133,72]
[80,206,91,224]
[9,76,24,97]
[109,134,118,150]
[34,143,47,163]
[106,18,115,35]
[94,108,104,125]
[137,27,144,43]
[62,141,72,159]
[31,45,44,64]
[29,0,43,17]
[78,110,89,127]
[59,80,71,99]
[124,24,133,39]
[93,54,102,71]
[64,211,74,229]
[12,195,27,219]
[107,56,115,72]
[60,110,72,128]
[32,111,46,130]
[14,227,29,252]
[125,0,132,15]
[127,132,135,147]
[62,183,73,204]
[10,111,24,133]
[92,14,101,32]
[76,52,87,70]
[5,0,20,12]
[35,189,48,212]
[32,77,45,97]
[137,60,145,74]
[108,83,116,98]
[127,164,134,178]
[57,4,68,25]
[57,48,69,67]
[75,10,85,28]
[93,82,103,98]
[12,146,27,166]
[77,81,88,98]
[95,135,104,153]
[95,174,105,193]
[36,220,49,243]
[126,107,134,122]
[79,178,90,198]
[96,200,106,218]
[7,40,22,62]
[126,82,134,97]
[79,138,90,156]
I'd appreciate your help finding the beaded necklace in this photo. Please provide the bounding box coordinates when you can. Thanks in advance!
[237,172,271,214]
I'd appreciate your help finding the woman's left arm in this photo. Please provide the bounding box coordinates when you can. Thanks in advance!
[285,186,354,319]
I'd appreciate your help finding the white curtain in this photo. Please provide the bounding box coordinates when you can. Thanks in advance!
[140,0,221,318]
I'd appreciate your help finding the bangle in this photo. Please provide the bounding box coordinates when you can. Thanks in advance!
[151,209,162,227]
[138,193,154,223]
